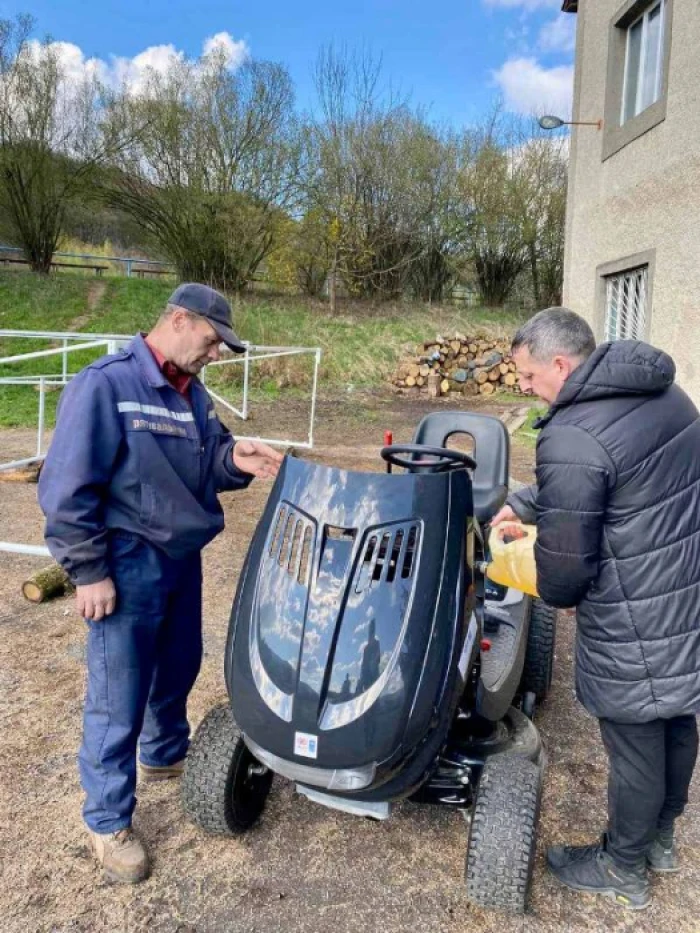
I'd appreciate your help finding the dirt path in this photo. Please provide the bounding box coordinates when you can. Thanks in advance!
[0,393,697,933]
[66,280,108,332]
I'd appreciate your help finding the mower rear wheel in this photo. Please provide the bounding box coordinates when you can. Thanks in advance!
[465,753,542,914]
[182,703,273,835]
[520,598,557,701]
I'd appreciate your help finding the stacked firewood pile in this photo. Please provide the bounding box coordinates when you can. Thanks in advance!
[391,334,520,398]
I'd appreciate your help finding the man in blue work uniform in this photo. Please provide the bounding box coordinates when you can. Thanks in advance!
[38,283,283,884]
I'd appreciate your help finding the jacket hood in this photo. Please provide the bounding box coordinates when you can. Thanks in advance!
[544,341,675,420]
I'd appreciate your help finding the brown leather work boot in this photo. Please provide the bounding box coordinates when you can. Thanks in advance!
[139,759,185,782]
[88,826,150,884]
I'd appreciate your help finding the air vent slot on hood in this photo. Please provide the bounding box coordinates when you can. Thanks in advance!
[269,505,314,586]
[356,523,420,592]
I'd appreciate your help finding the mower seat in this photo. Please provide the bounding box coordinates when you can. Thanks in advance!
[411,412,509,523]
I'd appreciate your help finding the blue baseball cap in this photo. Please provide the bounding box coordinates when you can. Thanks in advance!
[168,283,246,353]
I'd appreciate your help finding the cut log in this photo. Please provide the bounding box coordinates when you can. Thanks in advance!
[479,382,495,396]
[416,376,425,387]
[441,379,450,395]
[407,363,421,378]
[419,363,430,377]
[463,381,479,397]
[504,372,517,387]
[427,372,441,398]
[405,375,417,387]
[22,564,73,603]
[474,369,489,385]
[499,362,510,375]
[0,466,41,484]
[488,367,501,382]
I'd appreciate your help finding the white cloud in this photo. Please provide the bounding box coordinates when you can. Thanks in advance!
[26,32,250,97]
[493,56,573,117]
[112,44,185,95]
[203,32,249,70]
[484,0,562,11]
[538,15,577,53]
[26,39,105,86]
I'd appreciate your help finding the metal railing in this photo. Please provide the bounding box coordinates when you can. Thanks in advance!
[0,245,174,277]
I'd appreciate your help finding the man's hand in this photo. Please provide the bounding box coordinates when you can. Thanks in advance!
[233,439,284,480]
[76,578,116,622]
[490,505,520,527]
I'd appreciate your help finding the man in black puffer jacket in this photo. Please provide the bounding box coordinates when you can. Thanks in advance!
[492,307,700,911]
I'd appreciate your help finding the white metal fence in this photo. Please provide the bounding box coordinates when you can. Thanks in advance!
[0,329,322,558]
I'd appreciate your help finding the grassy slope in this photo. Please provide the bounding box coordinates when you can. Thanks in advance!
[0,269,529,427]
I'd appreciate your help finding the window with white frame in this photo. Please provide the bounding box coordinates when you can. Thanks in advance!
[604,266,648,341]
[621,0,667,124]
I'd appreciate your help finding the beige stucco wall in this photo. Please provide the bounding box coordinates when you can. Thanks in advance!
[563,0,700,400]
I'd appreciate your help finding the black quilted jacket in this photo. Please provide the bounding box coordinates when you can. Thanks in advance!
[509,340,700,723]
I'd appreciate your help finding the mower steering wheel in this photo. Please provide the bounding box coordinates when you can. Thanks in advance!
[380,443,477,473]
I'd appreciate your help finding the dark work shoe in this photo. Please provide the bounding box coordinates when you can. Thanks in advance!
[647,830,680,873]
[547,838,651,910]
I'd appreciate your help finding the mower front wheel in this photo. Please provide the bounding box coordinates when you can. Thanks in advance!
[182,703,273,835]
[465,753,542,914]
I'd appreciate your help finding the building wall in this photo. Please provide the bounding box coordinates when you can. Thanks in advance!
[563,0,700,399]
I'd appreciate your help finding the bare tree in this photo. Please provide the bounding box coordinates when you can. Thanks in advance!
[511,125,568,307]
[0,15,131,273]
[462,135,527,306]
[303,48,440,307]
[101,49,298,291]
[406,127,474,302]
[458,113,567,308]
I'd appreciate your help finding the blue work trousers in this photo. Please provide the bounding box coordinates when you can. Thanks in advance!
[79,533,203,833]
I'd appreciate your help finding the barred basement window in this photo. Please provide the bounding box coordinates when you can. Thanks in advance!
[604,266,648,341]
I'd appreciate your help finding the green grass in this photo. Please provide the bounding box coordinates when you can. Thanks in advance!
[515,405,548,447]
[0,269,530,427]
[82,278,177,334]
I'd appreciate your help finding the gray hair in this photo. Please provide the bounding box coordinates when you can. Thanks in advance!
[511,307,596,363]
[160,303,199,321]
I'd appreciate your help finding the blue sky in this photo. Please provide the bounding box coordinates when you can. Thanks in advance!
[0,0,575,125]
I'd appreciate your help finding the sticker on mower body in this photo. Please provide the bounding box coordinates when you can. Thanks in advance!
[294,731,318,759]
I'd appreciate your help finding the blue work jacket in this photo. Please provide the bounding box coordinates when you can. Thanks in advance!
[38,334,252,584]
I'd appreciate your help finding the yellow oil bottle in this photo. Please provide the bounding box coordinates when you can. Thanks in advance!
[486,523,539,597]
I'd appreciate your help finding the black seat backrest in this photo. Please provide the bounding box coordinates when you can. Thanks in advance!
[411,411,510,523]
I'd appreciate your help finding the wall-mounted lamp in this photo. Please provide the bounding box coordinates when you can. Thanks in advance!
[538,114,603,131]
